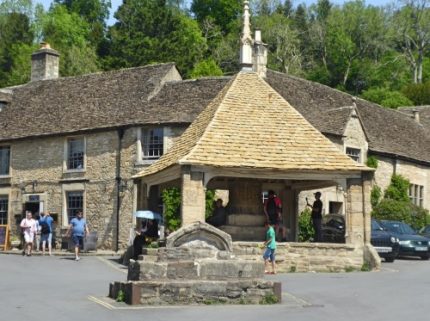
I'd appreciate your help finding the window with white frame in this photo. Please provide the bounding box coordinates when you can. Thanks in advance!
[409,184,424,207]
[0,146,10,175]
[141,128,164,160]
[66,191,83,223]
[346,147,361,163]
[0,196,8,225]
[67,137,84,170]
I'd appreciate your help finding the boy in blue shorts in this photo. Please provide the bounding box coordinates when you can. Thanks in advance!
[263,221,277,274]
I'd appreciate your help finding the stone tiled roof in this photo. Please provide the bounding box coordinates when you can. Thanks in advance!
[0,63,176,140]
[136,72,369,178]
[266,70,430,164]
[398,106,430,130]
[0,64,231,141]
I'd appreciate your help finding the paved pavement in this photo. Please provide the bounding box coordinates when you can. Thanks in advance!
[1,253,429,321]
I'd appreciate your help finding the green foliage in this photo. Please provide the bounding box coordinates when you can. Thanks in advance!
[161,187,182,232]
[361,88,412,109]
[189,58,223,78]
[116,290,125,302]
[259,293,279,304]
[408,204,430,230]
[366,156,378,169]
[402,81,430,105]
[289,265,297,273]
[298,208,314,242]
[361,262,371,272]
[191,0,242,35]
[345,266,356,272]
[161,187,217,230]
[384,174,410,202]
[205,189,216,219]
[105,0,207,77]
[371,185,382,208]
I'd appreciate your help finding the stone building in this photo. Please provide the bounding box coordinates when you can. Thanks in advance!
[1,8,429,252]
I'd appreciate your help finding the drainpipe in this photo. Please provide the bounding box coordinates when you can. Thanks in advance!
[115,128,125,252]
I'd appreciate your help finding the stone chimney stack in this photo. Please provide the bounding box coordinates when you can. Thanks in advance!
[412,109,420,123]
[240,1,253,71]
[252,29,268,78]
[31,42,60,82]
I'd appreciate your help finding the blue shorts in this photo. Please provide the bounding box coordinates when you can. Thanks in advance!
[263,248,276,262]
[72,235,84,247]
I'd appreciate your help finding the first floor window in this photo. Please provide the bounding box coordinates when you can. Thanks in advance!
[67,191,83,223]
[346,147,361,163]
[0,196,8,225]
[142,128,163,159]
[0,146,10,175]
[67,137,84,170]
[409,184,424,207]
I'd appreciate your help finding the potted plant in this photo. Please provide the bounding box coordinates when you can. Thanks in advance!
[10,235,21,250]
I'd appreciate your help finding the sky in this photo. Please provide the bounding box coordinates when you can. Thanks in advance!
[35,0,395,25]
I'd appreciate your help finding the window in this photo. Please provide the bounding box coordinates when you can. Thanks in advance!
[0,196,8,225]
[409,184,424,207]
[66,191,83,223]
[346,147,361,163]
[67,137,84,170]
[141,128,163,159]
[0,146,10,175]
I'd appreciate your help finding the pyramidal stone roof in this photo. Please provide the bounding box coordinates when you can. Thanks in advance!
[135,72,369,179]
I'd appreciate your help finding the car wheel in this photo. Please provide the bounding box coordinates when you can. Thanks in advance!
[385,257,395,263]
[420,254,429,260]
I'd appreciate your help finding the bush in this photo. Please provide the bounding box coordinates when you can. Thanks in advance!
[162,187,182,232]
[384,174,410,202]
[366,156,378,169]
[298,208,314,242]
[402,81,430,105]
[361,87,412,109]
[371,185,382,208]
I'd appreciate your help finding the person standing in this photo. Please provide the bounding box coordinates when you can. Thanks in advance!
[264,190,285,240]
[262,221,277,274]
[207,199,227,227]
[307,191,323,242]
[20,211,37,256]
[34,214,41,252]
[39,212,54,256]
[66,211,89,261]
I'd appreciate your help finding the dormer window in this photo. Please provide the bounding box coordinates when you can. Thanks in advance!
[346,147,361,163]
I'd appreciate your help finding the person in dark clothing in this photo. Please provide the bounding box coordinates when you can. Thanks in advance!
[264,190,282,226]
[307,191,323,242]
[144,219,159,238]
[207,199,227,227]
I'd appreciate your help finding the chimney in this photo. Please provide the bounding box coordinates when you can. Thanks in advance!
[252,29,268,78]
[31,42,60,81]
[240,1,253,71]
[412,109,420,123]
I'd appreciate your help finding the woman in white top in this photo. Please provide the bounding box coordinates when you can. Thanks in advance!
[20,211,37,256]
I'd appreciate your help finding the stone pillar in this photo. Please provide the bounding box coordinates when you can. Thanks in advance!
[362,172,373,244]
[345,177,364,245]
[181,166,206,226]
[228,180,262,215]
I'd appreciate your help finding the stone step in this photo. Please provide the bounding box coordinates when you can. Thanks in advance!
[227,214,266,226]
[219,225,266,242]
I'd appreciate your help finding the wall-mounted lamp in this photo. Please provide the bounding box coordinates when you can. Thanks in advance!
[19,180,38,193]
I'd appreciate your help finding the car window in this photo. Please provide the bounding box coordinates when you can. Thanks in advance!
[382,221,415,234]
[371,220,382,231]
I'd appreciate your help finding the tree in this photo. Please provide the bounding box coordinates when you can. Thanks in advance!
[384,174,410,202]
[106,0,207,77]
[361,87,413,108]
[0,2,34,86]
[391,0,430,84]
[189,58,223,78]
[191,0,242,35]
[54,0,111,46]
[40,4,100,76]
[402,81,430,104]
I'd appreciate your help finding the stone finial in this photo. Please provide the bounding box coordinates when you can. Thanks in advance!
[240,0,253,71]
[31,42,60,82]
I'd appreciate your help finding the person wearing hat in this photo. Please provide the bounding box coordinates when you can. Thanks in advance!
[306,192,323,242]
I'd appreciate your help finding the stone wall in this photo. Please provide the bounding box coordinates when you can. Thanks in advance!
[2,125,182,249]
